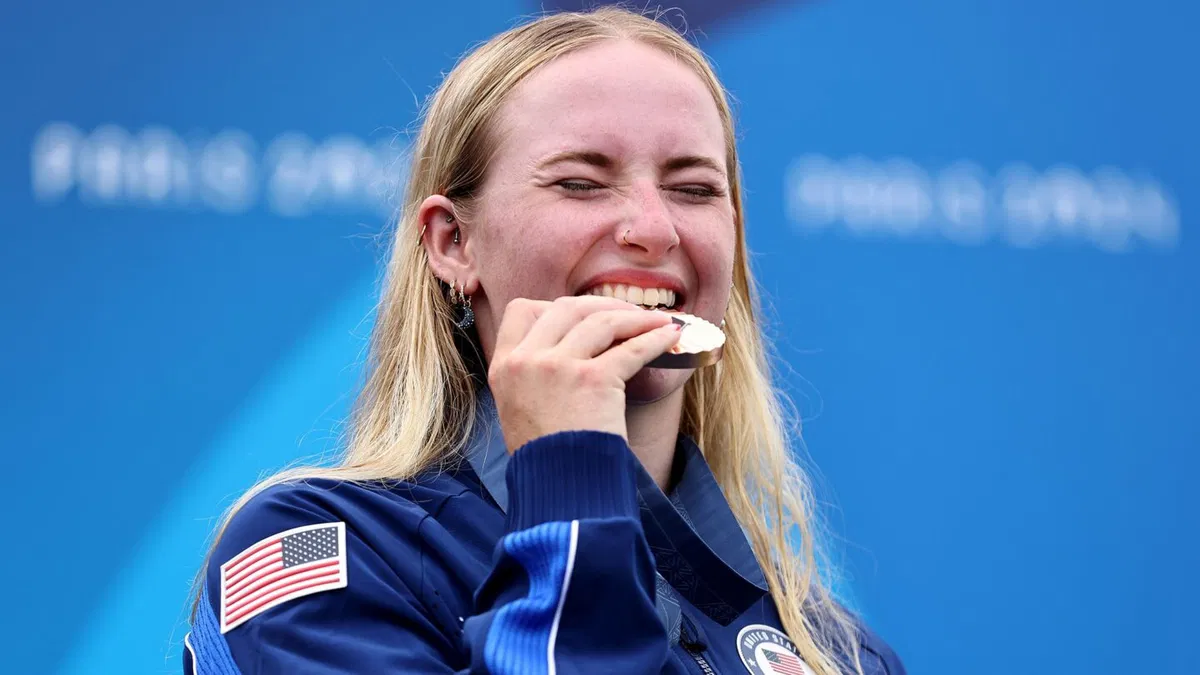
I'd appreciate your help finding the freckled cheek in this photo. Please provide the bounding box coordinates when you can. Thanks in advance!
[476,211,596,300]
[685,222,736,294]
[679,265,726,322]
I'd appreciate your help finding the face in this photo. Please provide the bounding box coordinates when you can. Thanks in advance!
[467,39,736,403]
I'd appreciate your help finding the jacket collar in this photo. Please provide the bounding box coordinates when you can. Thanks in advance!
[464,388,767,626]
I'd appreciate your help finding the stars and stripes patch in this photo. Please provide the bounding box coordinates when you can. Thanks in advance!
[737,624,813,675]
[219,522,348,633]
[762,649,811,675]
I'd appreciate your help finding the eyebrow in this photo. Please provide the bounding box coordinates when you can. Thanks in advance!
[535,150,726,177]
[536,150,613,170]
[662,154,726,177]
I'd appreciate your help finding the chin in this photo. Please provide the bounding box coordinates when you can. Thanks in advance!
[625,367,694,406]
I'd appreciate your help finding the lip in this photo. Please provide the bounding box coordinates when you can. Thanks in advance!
[575,270,688,307]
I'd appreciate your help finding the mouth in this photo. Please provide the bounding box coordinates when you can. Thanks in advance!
[577,283,684,311]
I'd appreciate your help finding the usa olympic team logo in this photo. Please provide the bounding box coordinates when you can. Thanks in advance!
[737,624,813,675]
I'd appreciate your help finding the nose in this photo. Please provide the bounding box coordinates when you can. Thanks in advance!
[616,181,680,259]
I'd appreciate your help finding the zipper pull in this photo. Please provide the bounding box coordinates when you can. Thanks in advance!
[679,613,708,653]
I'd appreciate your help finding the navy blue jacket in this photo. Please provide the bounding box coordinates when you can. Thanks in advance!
[184,391,906,674]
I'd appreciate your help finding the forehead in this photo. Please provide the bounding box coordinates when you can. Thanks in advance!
[494,39,727,163]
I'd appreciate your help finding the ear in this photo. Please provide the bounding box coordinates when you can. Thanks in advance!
[419,194,477,295]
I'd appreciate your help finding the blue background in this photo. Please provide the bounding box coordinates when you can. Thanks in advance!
[2,1,1196,673]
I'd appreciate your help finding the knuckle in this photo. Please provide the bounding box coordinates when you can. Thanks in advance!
[531,354,561,377]
[487,368,509,393]
[556,295,591,318]
[486,368,504,390]
[507,297,544,315]
[576,362,608,387]
[489,356,516,379]
[580,311,613,329]
[626,337,657,357]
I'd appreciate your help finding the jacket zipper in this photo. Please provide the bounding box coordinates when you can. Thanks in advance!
[679,614,717,675]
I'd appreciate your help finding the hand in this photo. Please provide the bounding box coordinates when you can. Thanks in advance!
[488,296,683,452]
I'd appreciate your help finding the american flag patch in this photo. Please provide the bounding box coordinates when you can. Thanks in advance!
[219,522,347,633]
[762,648,811,675]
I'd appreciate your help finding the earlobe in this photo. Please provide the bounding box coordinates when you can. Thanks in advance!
[418,194,478,294]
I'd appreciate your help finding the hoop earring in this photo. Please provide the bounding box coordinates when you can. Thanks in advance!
[418,212,456,241]
[452,281,474,330]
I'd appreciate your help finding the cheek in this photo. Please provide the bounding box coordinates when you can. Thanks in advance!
[475,197,599,299]
[687,217,737,294]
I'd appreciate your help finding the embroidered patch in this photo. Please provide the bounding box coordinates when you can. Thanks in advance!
[737,624,814,675]
[219,522,347,633]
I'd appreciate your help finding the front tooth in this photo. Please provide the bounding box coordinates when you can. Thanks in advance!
[627,286,644,304]
[613,284,628,302]
[643,288,658,306]
[602,284,614,298]
[665,290,675,307]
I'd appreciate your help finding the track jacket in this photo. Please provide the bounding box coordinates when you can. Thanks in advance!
[184,389,906,674]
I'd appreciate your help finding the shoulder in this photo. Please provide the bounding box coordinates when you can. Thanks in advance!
[204,479,393,595]
[855,618,907,675]
[213,479,401,554]
[201,474,479,631]
[206,473,477,586]
[209,474,473,567]
[187,474,490,671]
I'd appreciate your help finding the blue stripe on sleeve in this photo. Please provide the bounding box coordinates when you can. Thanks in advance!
[484,520,580,675]
[187,582,241,675]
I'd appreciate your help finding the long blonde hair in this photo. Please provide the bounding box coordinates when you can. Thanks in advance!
[196,7,862,674]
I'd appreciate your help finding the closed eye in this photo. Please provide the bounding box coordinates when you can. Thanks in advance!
[557,179,603,192]
[669,184,725,199]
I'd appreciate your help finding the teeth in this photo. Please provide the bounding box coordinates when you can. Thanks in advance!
[586,284,679,308]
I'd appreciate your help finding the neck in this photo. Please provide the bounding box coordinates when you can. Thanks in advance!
[625,387,685,491]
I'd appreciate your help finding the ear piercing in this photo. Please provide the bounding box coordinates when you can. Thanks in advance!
[449,280,474,330]
[418,212,457,240]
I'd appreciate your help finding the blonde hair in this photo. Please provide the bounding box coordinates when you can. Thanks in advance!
[196,7,862,674]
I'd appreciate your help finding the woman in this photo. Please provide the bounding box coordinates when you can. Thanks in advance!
[184,7,905,675]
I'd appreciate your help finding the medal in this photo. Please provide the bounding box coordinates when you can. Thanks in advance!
[647,311,726,369]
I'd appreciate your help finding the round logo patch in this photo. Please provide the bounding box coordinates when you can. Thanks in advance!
[736,624,814,675]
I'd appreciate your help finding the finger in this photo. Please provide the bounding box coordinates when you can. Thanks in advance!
[520,295,642,350]
[494,298,552,358]
[555,308,675,358]
[594,322,684,380]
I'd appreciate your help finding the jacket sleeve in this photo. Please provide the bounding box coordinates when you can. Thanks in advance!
[183,482,464,674]
[461,430,671,674]
[183,430,672,674]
